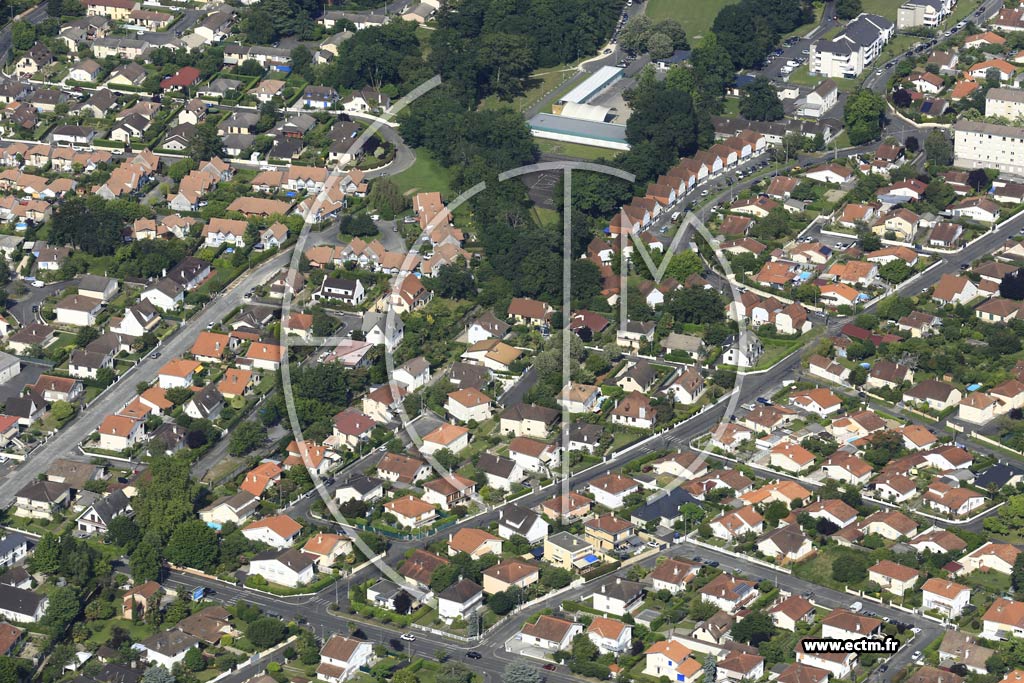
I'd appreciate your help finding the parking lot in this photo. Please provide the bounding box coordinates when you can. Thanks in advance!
[522,169,562,210]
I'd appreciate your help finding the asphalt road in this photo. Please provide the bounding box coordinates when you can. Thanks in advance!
[5,278,74,325]
[497,367,537,408]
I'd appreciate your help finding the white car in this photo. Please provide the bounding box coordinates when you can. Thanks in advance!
[400,633,416,642]
[29,280,44,288]
[912,651,922,661]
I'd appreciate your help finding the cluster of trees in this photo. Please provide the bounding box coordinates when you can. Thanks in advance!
[430,552,499,593]
[48,0,86,18]
[50,196,149,257]
[338,213,380,238]
[367,178,409,219]
[740,77,785,122]
[241,0,322,44]
[985,494,1024,536]
[924,129,953,166]
[1001,269,1024,300]
[429,0,622,102]
[228,421,268,457]
[731,610,777,646]
[835,0,862,19]
[618,15,688,59]
[401,93,538,192]
[623,79,702,181]
[712,0,813,69]
[112,239,191,280]
[844,90,887,146]
[289,362,371,437]
[314,22,429,96]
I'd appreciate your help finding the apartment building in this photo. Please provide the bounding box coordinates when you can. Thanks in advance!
[897,0,954,29]
[810,13,895,78]
[954,119,1024,175]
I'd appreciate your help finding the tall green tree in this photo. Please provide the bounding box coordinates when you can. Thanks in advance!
[42,586,81,636]
[188,121,225,161]
[924,129,953,166]
[166,520,220,572]
[836,0,862,19]
[503,662,542,683]
[130,538,163,583]
[28,533,61,574]
[844,90,886,146]
[228,421,267,457]
[740,77,784,121]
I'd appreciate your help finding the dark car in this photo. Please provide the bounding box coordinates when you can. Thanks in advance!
[466,652,482,660]
[708,560,720,567]
[692,556,702,562]
[542,664,557,671]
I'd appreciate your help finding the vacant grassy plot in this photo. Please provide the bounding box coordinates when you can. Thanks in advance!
[536,138,616,161]
[391,149,452,196]
[644,0,741,42]
[480,65,579,114]
[860,0,900,21]
[786,65,862,92]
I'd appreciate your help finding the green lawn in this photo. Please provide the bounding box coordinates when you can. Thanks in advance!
[877,34,921,64]
[960,569,1010,596]
[792,552,845,590]
[87,618,155,648]
[532,206,560,227]
[946,0,981,24]
[860,0,900,21]
[480,65,580,114]
[644,0,741,43]
[391,149,452,197]
[786,66,861,92]
[536,138,616,161]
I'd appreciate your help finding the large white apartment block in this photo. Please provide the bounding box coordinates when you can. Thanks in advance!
[897,0,954,29]
[986,88,1024,120]
[954,119,1024,175]
[810,13,895,78]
